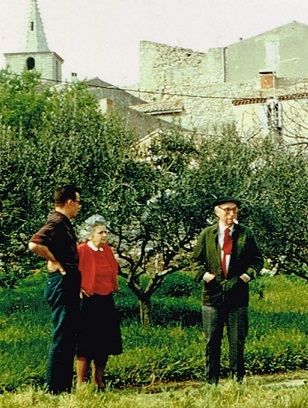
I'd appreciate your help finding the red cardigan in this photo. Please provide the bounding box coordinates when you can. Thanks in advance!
[78,242,119,295]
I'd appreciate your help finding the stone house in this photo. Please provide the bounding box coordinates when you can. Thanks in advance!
[85,78,175,139]
[134,21,308,142]
[4,2,308,144]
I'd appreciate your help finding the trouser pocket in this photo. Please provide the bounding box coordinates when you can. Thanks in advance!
[44,272,65,309]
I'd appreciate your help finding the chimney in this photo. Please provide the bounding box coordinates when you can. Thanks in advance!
[71,72,78,83]
[259,71,276,90]
[99,98,114,113]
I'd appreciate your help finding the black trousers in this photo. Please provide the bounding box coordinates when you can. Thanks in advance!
[44,272,80,394]
[202,305,248,384]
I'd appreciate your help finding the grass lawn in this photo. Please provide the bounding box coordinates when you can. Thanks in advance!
[0,272,307,398]
[0,372,307,408]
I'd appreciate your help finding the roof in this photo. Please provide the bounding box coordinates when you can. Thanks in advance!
[228,21,308,47]
[233,92,308,106]
[4,51,64,62]
[132,100,184,115]
[25,0,50,52]
[86,77,146,106]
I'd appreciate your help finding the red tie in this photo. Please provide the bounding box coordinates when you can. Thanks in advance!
[221,227,232,277]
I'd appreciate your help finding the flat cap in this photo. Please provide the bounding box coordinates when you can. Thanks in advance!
[213,197,241,208]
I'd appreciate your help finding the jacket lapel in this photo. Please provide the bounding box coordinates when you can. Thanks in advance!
[228,224,241,274]
[210,224,221,269]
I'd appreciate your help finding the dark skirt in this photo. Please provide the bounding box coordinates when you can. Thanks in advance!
[76,293,122,363]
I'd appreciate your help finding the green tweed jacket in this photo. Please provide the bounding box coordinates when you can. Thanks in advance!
[193,223,264,307]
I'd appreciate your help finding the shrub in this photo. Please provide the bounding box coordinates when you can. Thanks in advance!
[156,272,200,297]
[150,296,201,326]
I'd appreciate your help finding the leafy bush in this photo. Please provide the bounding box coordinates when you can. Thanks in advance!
[156,272,200,297]
[150,296,201,326]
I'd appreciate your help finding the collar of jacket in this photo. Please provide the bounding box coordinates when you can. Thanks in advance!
[210,222,240,233]
[210,223,241,245]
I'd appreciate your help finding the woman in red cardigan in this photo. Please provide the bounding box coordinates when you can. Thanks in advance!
[76,223,122,389]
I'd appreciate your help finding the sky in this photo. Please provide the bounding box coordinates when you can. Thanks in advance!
[1,0,308,87]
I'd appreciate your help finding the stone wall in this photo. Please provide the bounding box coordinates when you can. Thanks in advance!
[136,22,308,134]
[138,67,261,133]
[139,41,225,98]
[139,41,228,132]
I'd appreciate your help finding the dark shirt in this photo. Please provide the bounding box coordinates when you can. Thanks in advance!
[30,211,79,274]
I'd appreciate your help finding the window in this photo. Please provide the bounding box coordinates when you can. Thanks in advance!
[26,57,35,70]
[265,41,280,70]
[56,60,60,81]
[30,21,34,31]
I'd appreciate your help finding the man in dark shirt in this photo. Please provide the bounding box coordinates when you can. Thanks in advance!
[29,185,81,394]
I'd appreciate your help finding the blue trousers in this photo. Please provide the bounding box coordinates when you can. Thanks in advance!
[202,305,248,384]
[44,272,80,394]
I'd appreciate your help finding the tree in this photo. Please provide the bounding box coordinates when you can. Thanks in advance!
[276,97,308,151]
[92,131,201,325]
[95,125,308,324]
[189,126,308,279]
[0,72,203,322]
[244,138,308,277]
[1,69,307,318]
[0,70,51,139]
[0,71,134,286]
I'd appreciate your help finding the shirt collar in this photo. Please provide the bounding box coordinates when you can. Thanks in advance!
[218,221,234,234]
[87,241,104,252]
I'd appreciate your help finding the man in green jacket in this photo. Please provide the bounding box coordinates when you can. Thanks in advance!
[193,197,263,384]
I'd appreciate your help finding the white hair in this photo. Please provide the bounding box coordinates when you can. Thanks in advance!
[79,214,106,242]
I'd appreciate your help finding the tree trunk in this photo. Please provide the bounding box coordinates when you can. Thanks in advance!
[139,298,152,326]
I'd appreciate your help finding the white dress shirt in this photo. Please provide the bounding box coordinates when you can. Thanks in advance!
[218,221,234,274]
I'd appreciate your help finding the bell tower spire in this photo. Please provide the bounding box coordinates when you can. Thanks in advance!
[25,0,50,52]
[4,0,64,82]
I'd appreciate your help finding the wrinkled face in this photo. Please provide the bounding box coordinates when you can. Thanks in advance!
[67,192,81,219]
[89,224,107,248]
[214,202,239,226]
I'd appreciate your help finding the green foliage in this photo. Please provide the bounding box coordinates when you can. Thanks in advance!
[0,70,52,138]
[151,296,201,326]
[157,272,200,297]
[105,130,202,320]
[0,273,46,314]
[0,71,137,285]
[190,129,308,278]
[238,138,308,278]
[0,71,307,405]
[116,274,201,325]
[250,274,308,314]
[0,70,307,322]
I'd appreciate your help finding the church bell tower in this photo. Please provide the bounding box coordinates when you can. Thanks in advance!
[4,0,63,82]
